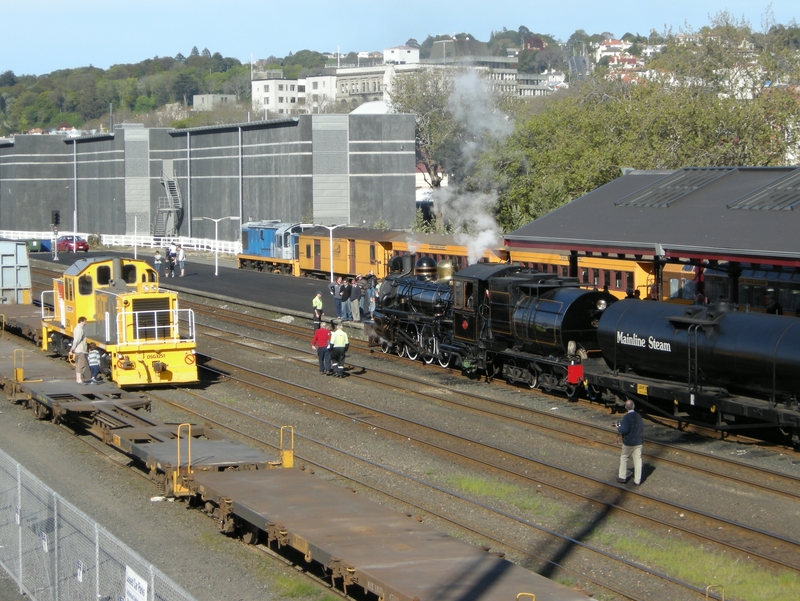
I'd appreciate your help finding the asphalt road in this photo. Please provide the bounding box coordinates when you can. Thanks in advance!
[31,249,341,321]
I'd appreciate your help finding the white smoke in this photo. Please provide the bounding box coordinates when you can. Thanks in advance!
[406,236,420,254]
[436,187,501,265]
[434,70,511,264]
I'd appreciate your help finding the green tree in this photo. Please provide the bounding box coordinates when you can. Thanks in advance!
[387,68,459,188]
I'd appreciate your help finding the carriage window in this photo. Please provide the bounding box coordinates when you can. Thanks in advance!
[97,266,111,285]
[626,272,634,291]
[306,244,311,259]
[593,269,599,286]
[604,270,611,288]
[122,265,137,283]
[581,268,589,284]
[78,275,92,295]
[561,266,568,277]
[370,243,375,262]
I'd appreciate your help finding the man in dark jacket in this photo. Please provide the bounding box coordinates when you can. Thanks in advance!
[616,399,644,485]
[339,280,352,321]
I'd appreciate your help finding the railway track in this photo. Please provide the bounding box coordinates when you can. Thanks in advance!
[28,263,800,600]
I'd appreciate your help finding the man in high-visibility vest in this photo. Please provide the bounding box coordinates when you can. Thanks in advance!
[329,322,350,378]
[312,291,324,329]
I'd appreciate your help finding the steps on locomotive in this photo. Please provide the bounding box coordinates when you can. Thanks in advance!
[193,468,588,601]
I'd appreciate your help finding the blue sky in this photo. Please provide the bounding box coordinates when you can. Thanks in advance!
[3,1,796,76]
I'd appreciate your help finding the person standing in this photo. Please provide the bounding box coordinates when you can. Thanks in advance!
[330,277,343,319]
[616,399,644,485]
[312,291,324,330]
[177,245,186,277]
[87,342,102,384]
[153,250,163,276]
[329,322,350,378]
[311,323,332,375]
[339,279,352,321]
[72,316,91,384]
[349,278,362,322]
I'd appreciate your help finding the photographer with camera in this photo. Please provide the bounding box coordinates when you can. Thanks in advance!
[615,399,644,485]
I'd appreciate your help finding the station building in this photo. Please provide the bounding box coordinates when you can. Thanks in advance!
[0,113,416,242]
[506,166,800,314]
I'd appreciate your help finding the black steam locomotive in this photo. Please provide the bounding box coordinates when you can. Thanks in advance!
[369,258,617,398]
[366,257,800,445]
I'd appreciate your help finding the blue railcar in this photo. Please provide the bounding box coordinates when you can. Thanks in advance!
[238,221,314,275]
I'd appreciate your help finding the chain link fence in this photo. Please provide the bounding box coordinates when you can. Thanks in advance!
[0,448,197,601]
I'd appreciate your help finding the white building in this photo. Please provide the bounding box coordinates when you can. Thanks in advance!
[384,46,420,64]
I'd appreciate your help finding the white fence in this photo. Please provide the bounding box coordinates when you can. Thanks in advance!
[0,231,242,257]
[0,447,197,601]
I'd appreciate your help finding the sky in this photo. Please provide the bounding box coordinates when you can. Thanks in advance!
[2,1,796,76]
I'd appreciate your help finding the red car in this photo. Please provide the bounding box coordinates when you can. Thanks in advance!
[56,236,89,252]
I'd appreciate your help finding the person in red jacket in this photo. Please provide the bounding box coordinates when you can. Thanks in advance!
[311,323,332,375]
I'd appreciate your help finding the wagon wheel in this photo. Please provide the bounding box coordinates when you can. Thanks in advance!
[565,384,579,401]
[241,522,260,545]
[505,359,517,385]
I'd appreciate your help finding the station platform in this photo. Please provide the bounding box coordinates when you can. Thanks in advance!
[193,468,585,601]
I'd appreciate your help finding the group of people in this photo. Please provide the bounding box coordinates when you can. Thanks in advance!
[329,271,379,322]
[153,243,186,278]
[311,321,350,377]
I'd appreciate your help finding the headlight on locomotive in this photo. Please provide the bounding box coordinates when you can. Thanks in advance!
[596,299,608,311]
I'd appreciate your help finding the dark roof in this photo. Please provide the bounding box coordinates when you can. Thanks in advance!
[505,167,800,265]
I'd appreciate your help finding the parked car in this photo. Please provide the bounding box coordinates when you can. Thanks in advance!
[56,236,89,252]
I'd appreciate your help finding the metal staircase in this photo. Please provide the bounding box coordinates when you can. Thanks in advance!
[155,171,184,237]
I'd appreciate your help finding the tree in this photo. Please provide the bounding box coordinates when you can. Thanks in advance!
[388,68,459,188]
[190,46,199,57]
[201,48,211,58]
[476,73,800,232]
[0,70,17,87]
[405,38,420,48]
[172,72,199,105]
[175,53,186,63]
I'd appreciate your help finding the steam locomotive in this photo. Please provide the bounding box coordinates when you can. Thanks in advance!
[366,258,800,445]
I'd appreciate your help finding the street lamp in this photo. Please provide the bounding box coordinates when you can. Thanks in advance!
[318,224,343,283]
[192,215,240,276]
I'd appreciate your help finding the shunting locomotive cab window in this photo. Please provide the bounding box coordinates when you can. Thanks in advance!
[97,266,111,285]
[122,265,137,283]
[78,275,92,295]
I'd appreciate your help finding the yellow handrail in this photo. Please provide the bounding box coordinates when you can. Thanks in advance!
[173,423,192,495]
[705,584,725,600]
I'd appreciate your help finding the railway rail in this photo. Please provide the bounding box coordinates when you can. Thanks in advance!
[25,261,800,600]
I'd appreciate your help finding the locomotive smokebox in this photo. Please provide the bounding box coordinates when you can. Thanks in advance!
[597,300,800,398]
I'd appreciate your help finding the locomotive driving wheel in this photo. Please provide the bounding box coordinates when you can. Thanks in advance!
[380,340,391,354]
[404,324,420,361]
[437,352,451,368]
[505,359,517,385]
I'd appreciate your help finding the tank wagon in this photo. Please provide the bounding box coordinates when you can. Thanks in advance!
[41,257,197,387]
[367,258,800,445]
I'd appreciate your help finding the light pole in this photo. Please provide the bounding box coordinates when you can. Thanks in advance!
[192,215,240,276]
[318,224,343,283]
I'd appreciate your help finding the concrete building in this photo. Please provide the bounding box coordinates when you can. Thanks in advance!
[0,115,416,241]
[384,46,420,64]
[192,94,237,111]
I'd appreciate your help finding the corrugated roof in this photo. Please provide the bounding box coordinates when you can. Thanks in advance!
[505,166,800,263]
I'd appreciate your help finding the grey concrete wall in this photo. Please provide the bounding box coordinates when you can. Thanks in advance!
[0,114,415,241]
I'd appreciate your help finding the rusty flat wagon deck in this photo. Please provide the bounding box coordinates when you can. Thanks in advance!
[193,468,586,601]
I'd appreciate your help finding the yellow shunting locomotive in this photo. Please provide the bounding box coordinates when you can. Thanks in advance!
[41,257,197,387]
